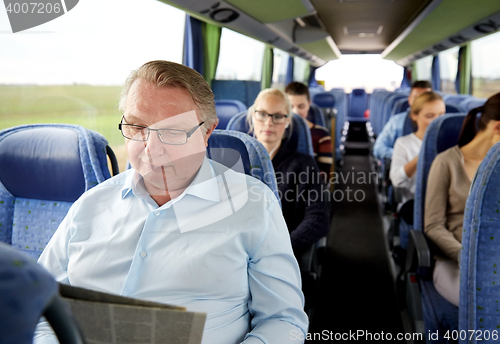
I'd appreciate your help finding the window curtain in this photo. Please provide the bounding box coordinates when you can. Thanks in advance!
[261,45,273,90]
[183,15,204,75]
[411,62,418,83]
[285,55,294,85]
[431,55,441,91]
[202,22,222,88]
[400,66,411,88]
[455,43,472,94]
[308,65,318,87]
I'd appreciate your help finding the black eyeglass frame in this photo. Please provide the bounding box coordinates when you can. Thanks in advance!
[118,117,205,145]
[253,110,289,124]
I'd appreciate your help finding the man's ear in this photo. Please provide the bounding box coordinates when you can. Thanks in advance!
[203,120,218,147]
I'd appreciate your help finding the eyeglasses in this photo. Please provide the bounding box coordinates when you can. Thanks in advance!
[253,110,289,124]
[119,117,205,145]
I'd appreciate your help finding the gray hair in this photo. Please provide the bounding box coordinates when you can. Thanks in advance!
[119,60,218,129]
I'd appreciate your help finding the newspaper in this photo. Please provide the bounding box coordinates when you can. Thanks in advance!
[59,284,206,344]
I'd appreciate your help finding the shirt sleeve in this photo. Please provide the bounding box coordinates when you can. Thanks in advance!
[243,198,309,343]
[389,138,412,189]
[374,117,397,160]
[424,155,462,262]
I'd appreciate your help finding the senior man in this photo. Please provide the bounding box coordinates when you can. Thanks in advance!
[35,61,308,343]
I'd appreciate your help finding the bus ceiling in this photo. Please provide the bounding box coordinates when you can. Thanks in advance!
[159,0,500,67]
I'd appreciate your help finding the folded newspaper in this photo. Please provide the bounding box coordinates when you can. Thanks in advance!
[59,284,206,344]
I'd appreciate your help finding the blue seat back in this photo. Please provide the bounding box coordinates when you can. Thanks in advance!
[307,103,326,128]
[0,124,112,259]
[414,114,467,232]
[215,99,247,129]
[348,88,367,120]
[207,130,280,205]
[443,94,471,106]
[0,242,58,344]
[460,141,500,342]
[392,98,409,117]
[226,111,315,157]
[445,103,466,113]
[461,98,487,112]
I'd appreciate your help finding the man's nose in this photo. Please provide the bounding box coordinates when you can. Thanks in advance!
[145,130,166,156]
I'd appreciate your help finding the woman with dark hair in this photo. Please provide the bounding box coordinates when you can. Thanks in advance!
[425,92,500,306]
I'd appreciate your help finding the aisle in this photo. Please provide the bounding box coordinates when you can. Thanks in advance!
[307,127,405,342]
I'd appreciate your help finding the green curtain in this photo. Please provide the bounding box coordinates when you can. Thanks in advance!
[459,42,472,94]
[411,62,418,83]
[201,22,221,88]
[303,62,310,84]
[261,45,274,90]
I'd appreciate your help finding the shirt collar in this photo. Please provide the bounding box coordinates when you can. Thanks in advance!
[121,157,220,203]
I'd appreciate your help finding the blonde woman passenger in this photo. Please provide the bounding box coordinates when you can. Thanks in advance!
[247,88,329,257]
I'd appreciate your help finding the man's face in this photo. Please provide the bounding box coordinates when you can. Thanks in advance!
[408,87,432,106]
[123,80,212,197]
[287,94,310,119]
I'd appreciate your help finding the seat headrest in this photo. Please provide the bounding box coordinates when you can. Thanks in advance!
[207,132,251,175]
[313,93,335,108]
[0,127,86,202]
[352,89,366,96]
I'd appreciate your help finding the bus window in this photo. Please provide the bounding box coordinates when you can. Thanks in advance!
[315,55,403,92]
[293,56,309,85]
[472,31,500,98]
[271,48,289,90]
[414,55,433,83]
[215,29,264,81]
[439,47,459,94]
[0,0,185,172]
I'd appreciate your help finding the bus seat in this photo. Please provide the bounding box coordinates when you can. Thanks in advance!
[312,92,343,164]
[404,114,466,339]
[445,103,466,113]
[460,141,500,340]
[0,242,85,344]
[227,112,315,157]
[207,130,280,206]
[0,124,114,260]
[307,103,327,128]
[460,98,487,112]
[348,88,368,122]
[392,98,409,118]
[443,94,472,106]
[215,99,247,129]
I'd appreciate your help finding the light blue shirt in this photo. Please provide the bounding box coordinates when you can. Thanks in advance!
[373,111,409,160]
[36,158,308,344]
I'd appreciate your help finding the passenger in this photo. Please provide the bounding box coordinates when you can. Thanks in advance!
[247,88,329,256]
[389,92,445,220]
[425,92,500,306]
[35,61,308,344]
[373,80,432,160]
[285,81,333,178]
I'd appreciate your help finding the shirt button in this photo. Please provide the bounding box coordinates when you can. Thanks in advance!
[154,211,160,216]
[139,251,147,258]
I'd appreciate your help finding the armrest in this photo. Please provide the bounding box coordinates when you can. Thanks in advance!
[404,230,431,274]
[299,244,315,273]
[44,294,86,344]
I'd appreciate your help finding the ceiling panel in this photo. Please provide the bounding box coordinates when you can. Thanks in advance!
[311,0,431,53]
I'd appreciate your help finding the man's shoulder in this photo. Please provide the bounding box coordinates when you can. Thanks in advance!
[78,170,133,200]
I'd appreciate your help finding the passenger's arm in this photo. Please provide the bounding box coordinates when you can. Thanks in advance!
[389,139,416,188]
[424,157,462,262]
[373,118,397,160]
[244,199,309,344]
